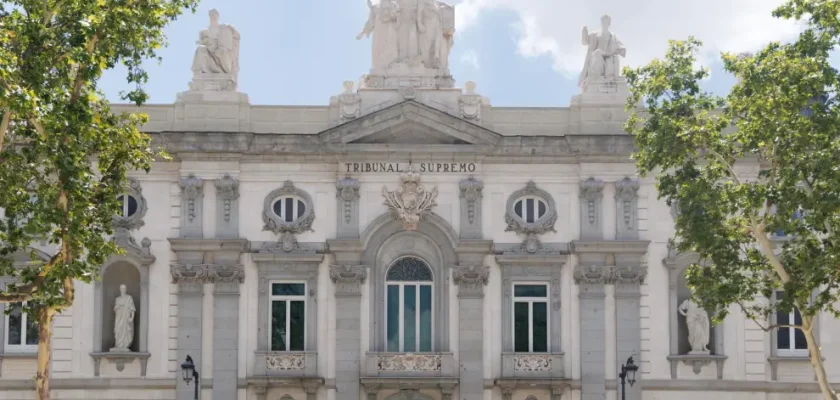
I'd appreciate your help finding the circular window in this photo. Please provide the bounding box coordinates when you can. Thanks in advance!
[118,194,139,218]
[272,196,307,223]
[513,196,547,223]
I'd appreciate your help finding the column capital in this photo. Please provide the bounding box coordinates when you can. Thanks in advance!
[452,264,489,298]
[329,264,367,297]
[573,265,610,284]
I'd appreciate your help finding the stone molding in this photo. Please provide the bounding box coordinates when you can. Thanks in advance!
[329,264,367,297]
[90,352,151,377]
[504,181,558,253]
[667,355,727,379]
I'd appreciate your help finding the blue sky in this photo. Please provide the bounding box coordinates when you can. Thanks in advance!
[99,0,797,107]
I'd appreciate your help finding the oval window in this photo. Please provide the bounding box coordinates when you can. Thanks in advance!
[118,195,139,218]
[272,197,307,223]
[513,196,547,223]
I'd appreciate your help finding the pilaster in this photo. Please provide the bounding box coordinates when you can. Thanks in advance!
[580,178,605,240]
[215,174,240,239]
[573,265,608,400]
[610,266,646,400]
[453,264,489,400]
[210,264,244,400]
[336,177,361,239]
[170,263,206,400]
[179,174,205,238]
[614,178,640,240]
[459,177,484,240]
[329,262,367,400]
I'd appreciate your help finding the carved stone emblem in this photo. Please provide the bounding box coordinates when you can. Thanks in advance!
[459,81,481,121]
[338,81,362,122]
[382,166,438,231]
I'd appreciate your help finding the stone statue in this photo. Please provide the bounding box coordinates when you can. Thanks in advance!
[191,9,240,90]
[395,0,422,65]
[417,0,454,72]
[678,298,710,354]
[578,15,626,87]
[357,0,399,71]
[112,284,136,352]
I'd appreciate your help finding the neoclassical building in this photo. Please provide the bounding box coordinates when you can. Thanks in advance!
[2,6,839,400]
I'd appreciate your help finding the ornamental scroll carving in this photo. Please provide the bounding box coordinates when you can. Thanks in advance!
[615,177,640,238]
[573,265,610,284]
[382,166,438,231]
[179,174,204,224]
[215,174,239,223]
[580,178,604,225]
[377,353,442,372]
[452,265,489,286]
[170,264,244,283]
[329,265,367,295]
[513,354,552,372]
[336,177,360,224]
[459,177,483,225]
[265,353,306,371]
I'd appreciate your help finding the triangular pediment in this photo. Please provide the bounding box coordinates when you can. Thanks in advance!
[319,101,502,146]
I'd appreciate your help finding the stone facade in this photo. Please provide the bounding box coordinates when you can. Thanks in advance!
[1,6,839,400]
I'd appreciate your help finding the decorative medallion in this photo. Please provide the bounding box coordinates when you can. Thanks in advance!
[338,80,362,122]
[382,166,438,231]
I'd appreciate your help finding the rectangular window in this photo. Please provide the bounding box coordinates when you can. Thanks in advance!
[775,291,808,356]
[6,302,38,352]
[269,282,306,352]
[512,283,549,353]
[386,283,433,352]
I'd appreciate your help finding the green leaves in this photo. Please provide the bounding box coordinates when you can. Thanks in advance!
[625,0,840,325]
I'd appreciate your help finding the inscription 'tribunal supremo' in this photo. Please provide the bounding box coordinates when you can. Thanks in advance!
[344,162,477,173]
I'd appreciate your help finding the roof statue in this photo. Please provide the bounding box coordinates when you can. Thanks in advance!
[190,9,241,92]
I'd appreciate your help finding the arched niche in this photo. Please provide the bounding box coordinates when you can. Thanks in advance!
[362,212,458,352]
[664,249,726,378]
[93,252,152,356]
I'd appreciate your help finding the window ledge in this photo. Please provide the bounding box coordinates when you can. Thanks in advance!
[501,352,565,378]
[90,352,151,377]
[768,356,821,381]
[0,352,37,359]
[253,351,318,377]
[666,354,727,379]
[365,352,456,377]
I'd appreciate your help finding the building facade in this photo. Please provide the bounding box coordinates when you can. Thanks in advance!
[2,5,839,400]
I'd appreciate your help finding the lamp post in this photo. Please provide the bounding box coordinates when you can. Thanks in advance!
[181,355,200,400]
[618,355,639,400]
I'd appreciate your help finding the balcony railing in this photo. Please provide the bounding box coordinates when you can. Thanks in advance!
[501,352,565,378]
[365,352,456,377]
[253,351,318,377]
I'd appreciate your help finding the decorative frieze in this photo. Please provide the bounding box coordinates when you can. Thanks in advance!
[265,353,306,371]
[377,353,441,372]
[179,174,205,238]
[459,176,484,239]
[215,174,240,238]
[579,178,604,239]
[382,166,438,231]
[170,264,244,285]
[513,354,552,372]
[615,177,640,240]
[329,264,367,296]
[573,265,611,284]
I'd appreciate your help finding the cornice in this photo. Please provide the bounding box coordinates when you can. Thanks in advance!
[168,238,249,253]
[571,240,650,255]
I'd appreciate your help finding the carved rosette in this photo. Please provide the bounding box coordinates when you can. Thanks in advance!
[580,178,605,225]
[459,177,483,225]
[329,265,367,296]
[336,177,360,224]
[377,353,442,372]
[265,353,306,371]
[180,174,204,223]
[338,81,362,122]
[615,177,640,228]
[504,181,557,253]
[513,354,552,372]
[453,265,489,297]
[216,174,240,223]
[382,166,438,231]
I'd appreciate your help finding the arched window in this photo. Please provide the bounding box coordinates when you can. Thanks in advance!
[385,257,433,352]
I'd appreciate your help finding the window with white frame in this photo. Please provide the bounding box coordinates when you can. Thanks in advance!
[118,194,140,218]
[385,257,433,352]
[513,196,547,224]
[512,283,548,353]
[775,291,808,357]
[6,302,38,352]
[271,196,306,223]
[269,282,306,351]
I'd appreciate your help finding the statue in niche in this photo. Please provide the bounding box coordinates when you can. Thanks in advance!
[678,297,710,354]
[578,14,626,87]
[357,0,399,70]
[111,284,136,352]
[191,9,240,80]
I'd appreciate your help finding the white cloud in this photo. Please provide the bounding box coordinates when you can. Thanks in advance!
[460,49,481,69]
[454,0,802,79]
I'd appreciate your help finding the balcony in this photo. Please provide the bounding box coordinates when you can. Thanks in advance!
[501,352,565,379]
[253,351,318,377]
[364,352,456,377]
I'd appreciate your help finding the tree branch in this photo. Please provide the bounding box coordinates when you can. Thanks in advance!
[0,110,10,153]
[69,33,99,104]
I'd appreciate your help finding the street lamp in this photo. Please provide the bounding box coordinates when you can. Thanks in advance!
[618,355,639,400]
[181,355,200,400]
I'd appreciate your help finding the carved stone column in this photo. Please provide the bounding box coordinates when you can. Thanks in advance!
[612,265,646,400]
[574,265,609,400]
[453,264,489,400]
[180,174,205,238]
[171,263,207,400]
[615,177,640,240]
[336,177,361,239]
[210,263,244,400]
[215,174,240,239]
[330,264,367,400]
[459,177,484,240]
[580,178,604,240]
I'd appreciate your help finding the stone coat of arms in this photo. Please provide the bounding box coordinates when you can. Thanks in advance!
[382,166,438,231]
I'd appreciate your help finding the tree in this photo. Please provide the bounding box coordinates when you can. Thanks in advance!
[623,1,840,399]
[0,1,197,398]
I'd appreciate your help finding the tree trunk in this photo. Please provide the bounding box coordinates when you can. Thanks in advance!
[802,316,838,400]
[35,307,55,400]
